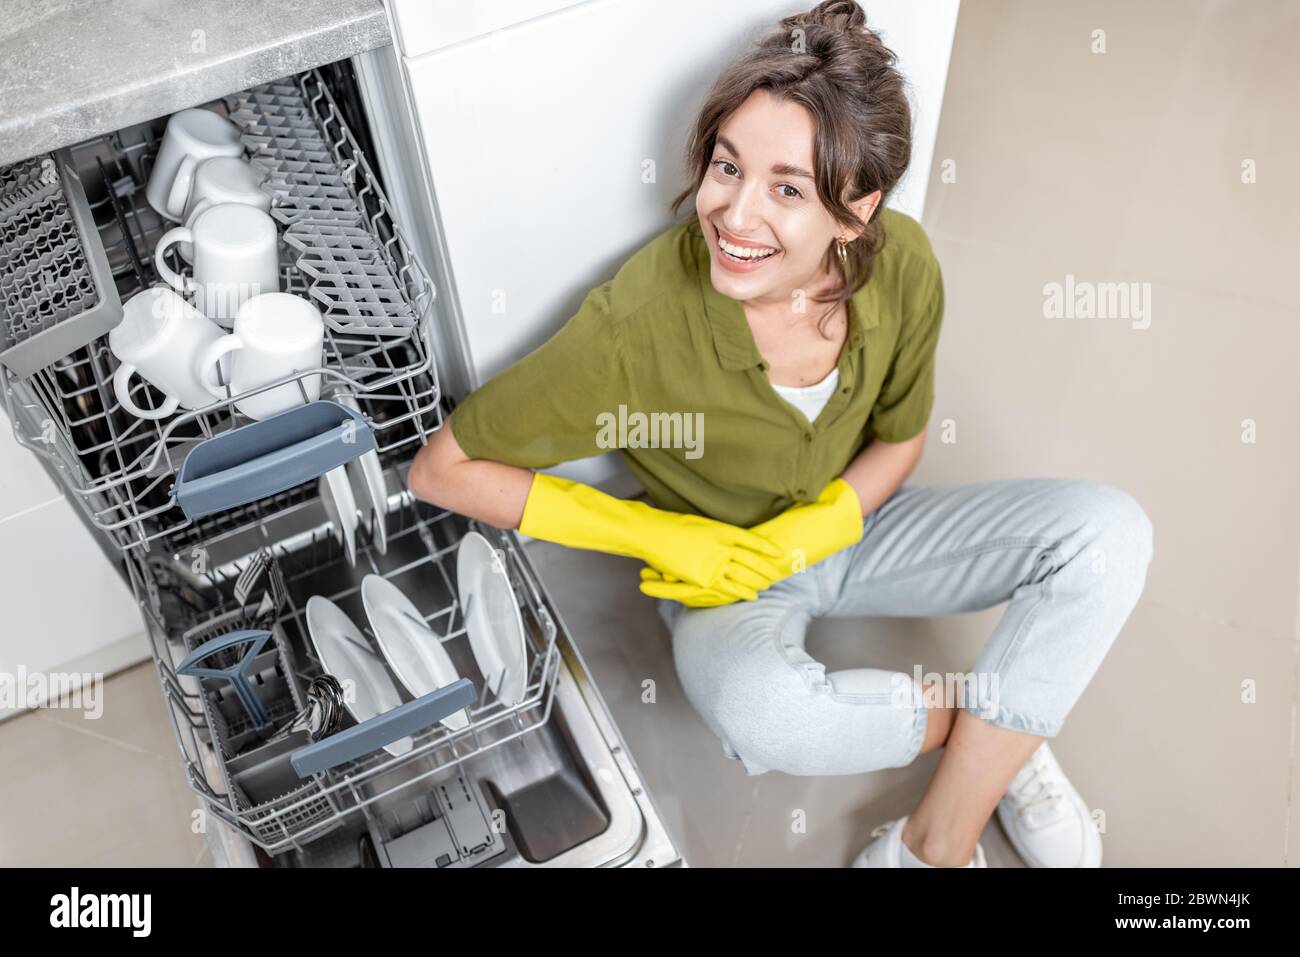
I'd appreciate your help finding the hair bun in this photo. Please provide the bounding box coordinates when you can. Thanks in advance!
[782,0,867,35]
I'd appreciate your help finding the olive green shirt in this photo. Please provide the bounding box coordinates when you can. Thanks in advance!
[447,207,944,528]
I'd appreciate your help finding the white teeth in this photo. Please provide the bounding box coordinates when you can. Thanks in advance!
[719,236,777,260]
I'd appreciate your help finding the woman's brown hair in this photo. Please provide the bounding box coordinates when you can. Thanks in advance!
[670,0,913,335]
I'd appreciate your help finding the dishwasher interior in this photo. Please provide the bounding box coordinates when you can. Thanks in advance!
[0,61,668,867]
[128,492,649,868]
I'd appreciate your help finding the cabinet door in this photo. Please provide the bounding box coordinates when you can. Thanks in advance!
[0,415,143,716]
[387,0,589,59]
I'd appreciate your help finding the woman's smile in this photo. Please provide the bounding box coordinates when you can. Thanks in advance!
[712,224,784,273]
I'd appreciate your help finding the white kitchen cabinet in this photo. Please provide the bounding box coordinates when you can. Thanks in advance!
[0,406,143,720]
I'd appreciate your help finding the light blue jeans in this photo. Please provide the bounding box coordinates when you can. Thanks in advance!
[655,478,1154,776]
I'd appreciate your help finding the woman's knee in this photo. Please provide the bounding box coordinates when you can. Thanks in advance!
[1054,480,1154,568]
[675,640,919,775]
[1048,480,1154,616]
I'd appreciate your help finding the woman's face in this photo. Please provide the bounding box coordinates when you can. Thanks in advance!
[695,89,879,311]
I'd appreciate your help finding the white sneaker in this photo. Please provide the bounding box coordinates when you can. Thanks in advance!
[851,815,987,868]
[996,742,1102,868]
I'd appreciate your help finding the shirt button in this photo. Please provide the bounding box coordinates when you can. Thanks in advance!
[796,489,806,497]
[840,387,849,394]
[804,434,812,442]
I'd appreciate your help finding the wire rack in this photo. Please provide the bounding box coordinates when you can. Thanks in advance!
[228,74,421,336]
[129,496,563,855]
[0,158,97,342]
[0,70,441,553]
[0,151,123,377]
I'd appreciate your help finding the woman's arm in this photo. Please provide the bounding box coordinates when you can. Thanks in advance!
[840,428,927,516]
[405,423,536,531]
[407,421,785,600]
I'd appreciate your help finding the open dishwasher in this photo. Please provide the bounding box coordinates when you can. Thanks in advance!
[0,62,680,868]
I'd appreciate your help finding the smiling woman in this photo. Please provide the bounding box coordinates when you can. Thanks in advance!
[407,0,1154,873]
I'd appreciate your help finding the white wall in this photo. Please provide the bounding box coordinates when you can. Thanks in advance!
[388,0,959,491]
[0,420,146,720]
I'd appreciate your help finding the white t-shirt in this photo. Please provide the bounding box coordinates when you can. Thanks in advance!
[770,366,841,426]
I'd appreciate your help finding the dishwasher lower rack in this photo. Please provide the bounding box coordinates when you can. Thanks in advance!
[0,68,440,553]
[126,498,563,855]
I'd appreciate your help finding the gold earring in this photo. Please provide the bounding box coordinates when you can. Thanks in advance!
[835,236,849,268]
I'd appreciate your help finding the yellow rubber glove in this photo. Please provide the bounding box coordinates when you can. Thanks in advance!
[519,473,786,601]
[637,566,742,607]
[640,478,865,606]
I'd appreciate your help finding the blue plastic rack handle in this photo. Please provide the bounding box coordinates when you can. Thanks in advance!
[290,678,477,778]
[174,399,376,519]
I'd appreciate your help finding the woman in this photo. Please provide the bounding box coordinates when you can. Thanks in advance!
[407,0,1153,868]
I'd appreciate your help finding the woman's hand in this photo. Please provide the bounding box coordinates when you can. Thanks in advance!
[637,565,752,606]
[519,473,787,600]
[640,478,866,607]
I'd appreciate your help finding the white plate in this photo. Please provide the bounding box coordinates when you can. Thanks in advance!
[335,394,388,555]
[361,574,469,731]
[319,466,358,566]
[304,596,411,757]
[456,532,527,707]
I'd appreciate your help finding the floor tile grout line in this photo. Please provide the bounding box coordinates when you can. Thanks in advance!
[0,495,63,528]
[1284,541,1300,866]
[33,710,176,763]
[925,228,1300,316]
[730,781,761,867]
[1141,596,1292,643]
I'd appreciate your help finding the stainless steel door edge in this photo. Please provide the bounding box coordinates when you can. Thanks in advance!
[502,531,684,869]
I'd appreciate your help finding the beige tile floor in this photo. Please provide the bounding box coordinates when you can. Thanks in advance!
[0,664,210,866]
[3,0,1297,867]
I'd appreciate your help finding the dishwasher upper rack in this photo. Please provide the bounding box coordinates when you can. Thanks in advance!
[0,75,441,553]
[226,71,422,338]
[129,497,563,855]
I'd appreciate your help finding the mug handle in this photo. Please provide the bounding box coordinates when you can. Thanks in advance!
[155,227,195,294]
[113,362,180,421]
[166,153,199,220]
[197,334,245,399]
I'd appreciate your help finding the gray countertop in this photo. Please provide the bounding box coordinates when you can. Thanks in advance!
[0,0,391,166]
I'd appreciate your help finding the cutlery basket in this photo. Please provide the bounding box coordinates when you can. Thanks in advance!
[178,607,340,847]
[0,149,123,377]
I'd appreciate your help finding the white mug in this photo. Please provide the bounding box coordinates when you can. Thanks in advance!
[178,157,271,263]
[197,292,325,421]
[145,109,244,221]
[155,203,280,327]
[110,286,231,420]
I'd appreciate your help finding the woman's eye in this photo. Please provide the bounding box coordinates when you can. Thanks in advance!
[710,159,802,200]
